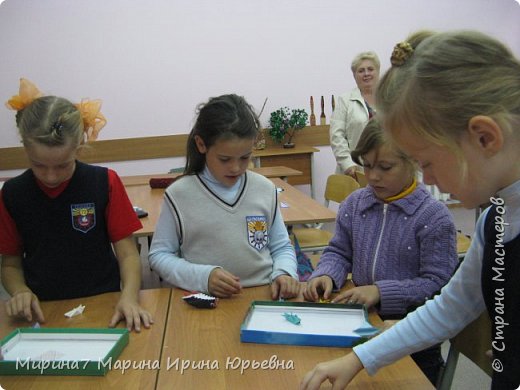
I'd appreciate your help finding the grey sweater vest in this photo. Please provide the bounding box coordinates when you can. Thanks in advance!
[165,171,277,286]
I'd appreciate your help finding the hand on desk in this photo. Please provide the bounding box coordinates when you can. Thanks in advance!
[208,268,242,298]
[109,295,154,332]
[5,290,45,323]
[303,275,334,302]
[300,352,364,390]
[270,274,300,300]
[304,277,381,308]
[332,285,380,308]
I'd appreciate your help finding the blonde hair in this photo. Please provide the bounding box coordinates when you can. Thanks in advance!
[351,51,381,73]
[352,118,416,178]
[16,96,84,147]
[377,30,520,160]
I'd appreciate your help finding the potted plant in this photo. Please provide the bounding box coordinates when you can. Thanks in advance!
[268,107,308,148]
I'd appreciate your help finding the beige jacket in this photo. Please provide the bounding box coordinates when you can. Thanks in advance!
[329,88,370,173]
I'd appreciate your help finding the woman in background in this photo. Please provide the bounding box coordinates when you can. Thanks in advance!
[330,51,380,179]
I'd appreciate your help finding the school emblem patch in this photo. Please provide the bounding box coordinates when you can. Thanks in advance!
[246,216,268,251]
[71,203,96,233]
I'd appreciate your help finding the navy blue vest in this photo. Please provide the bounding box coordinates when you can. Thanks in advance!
[482,204,520,389]
[3,161,120,300]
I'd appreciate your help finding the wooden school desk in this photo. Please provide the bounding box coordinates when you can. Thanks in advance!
[121,166,303,186]
[252,145,319,198]
[0,288,171,390]
[125,177,337,238]
[271,178,336,225]
[156,286,434,390]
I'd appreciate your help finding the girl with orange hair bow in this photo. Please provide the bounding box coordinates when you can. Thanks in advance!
[1,78,153,332]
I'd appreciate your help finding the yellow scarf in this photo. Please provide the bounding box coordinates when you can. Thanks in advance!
[384,178,417,203]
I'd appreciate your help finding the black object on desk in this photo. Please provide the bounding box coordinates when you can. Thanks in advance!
[133,206,148,218]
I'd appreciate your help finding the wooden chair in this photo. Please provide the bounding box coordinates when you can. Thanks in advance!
[291,174,360,253]
[437,311,492,389]
[456,232,472,259]
[437,232,488,390]
[355,171,368,187]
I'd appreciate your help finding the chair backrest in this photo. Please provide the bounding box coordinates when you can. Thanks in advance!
[324,174,360,205]
[451,311,493,377]
[355,171,368,187]
[438,311,492,390]
[456,232,472,256]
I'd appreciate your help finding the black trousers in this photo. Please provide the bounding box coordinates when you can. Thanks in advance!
[410,344,444,386]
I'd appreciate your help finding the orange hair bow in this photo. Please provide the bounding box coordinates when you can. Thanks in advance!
[75,99,107,142]
[5,78,43,111]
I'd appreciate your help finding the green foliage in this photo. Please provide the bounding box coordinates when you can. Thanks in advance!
[268,107,308,144]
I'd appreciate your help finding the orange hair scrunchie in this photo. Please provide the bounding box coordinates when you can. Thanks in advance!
[75,99,107,142]
[5,78,43,111]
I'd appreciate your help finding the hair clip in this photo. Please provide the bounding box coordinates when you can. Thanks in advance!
[391,41,414,66]
[51,121,64,135]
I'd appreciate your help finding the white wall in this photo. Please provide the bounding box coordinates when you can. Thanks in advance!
[1,0,519,202]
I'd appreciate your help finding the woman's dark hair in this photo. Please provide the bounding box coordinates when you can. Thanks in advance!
[184,94,260,175]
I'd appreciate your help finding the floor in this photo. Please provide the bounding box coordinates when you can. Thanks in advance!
[0,206,491,389]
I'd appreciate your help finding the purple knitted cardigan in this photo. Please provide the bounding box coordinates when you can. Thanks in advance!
[309,184,458,316]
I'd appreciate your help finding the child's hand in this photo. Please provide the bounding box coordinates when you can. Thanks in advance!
[303,275,333,302]
[208,268,241,298]
[271,275,300,300]
[5,290,45,323]
[109,296,154,332]
[332,285,380,307]
[344,167,358,179]
[300,352,363,390]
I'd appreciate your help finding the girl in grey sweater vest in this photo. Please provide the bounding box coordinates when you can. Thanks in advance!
[149,94,299,300]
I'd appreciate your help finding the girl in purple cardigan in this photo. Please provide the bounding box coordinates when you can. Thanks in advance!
[304,118,458,385]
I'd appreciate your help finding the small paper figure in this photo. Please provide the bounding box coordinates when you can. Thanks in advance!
[318,297,331,303]
[64,304,85,318]
[282,312,301,325]
[353,319,379,337]
[182,292,218,309]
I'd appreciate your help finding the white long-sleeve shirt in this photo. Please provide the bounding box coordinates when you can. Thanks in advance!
[354,179,520,375]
